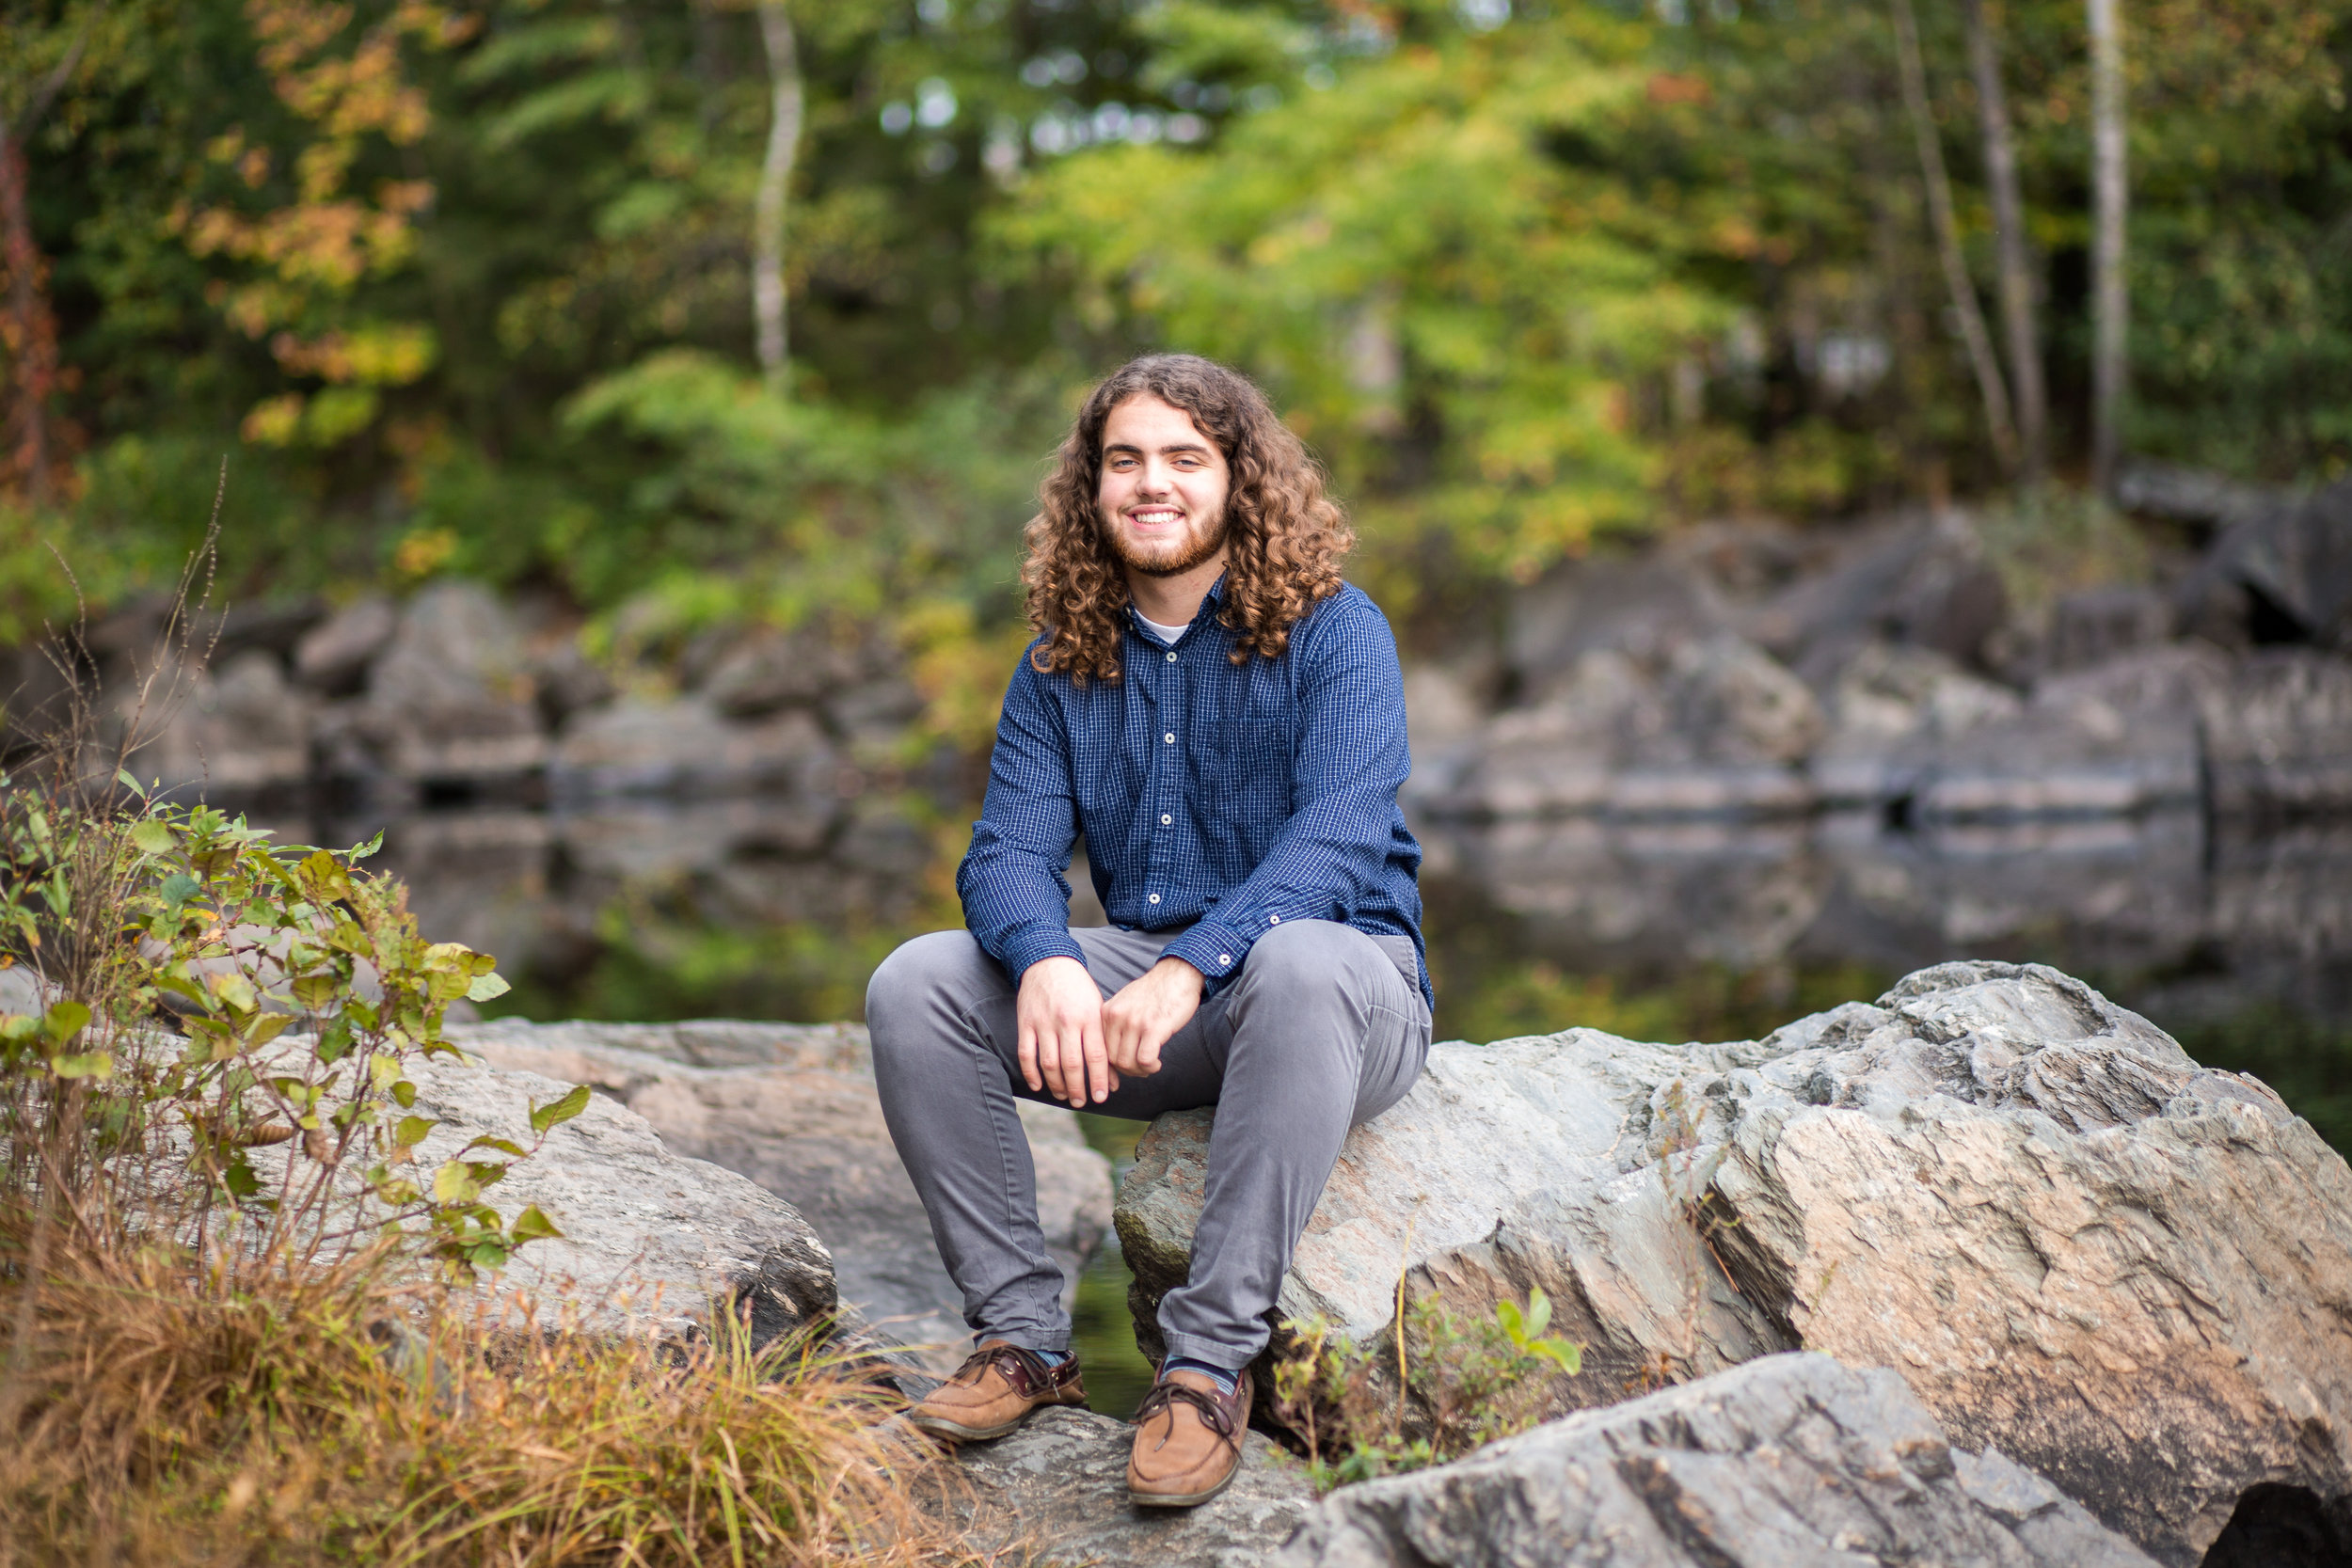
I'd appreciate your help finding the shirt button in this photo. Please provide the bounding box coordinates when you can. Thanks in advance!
[1166,651,1178,661]
[1149,893,1161,905]
[1164,732,1175,744]
[1268,915,1280,925]
[1217,954,1231,964]
[1160,814,1172,825]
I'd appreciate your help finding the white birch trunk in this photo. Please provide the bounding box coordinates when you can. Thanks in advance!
[754,0,803,394]
[1890,0,2018,475]
[2088,0,2128,496]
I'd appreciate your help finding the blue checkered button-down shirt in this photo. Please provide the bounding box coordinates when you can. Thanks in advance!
[957,579,1430,1007]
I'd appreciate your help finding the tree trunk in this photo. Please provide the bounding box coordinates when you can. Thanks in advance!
[0,127,55,506]
[2088,0,2127,497]
[753,0,802,395]
[1889,0,2018,476]
[1962,0,2046,484]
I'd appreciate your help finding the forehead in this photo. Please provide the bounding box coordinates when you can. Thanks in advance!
[1101,393,1217,453]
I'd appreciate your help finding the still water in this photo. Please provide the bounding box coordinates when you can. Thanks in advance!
[330,795,2351,1417]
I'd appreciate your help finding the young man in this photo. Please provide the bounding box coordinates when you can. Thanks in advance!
[866,353,1430,1508]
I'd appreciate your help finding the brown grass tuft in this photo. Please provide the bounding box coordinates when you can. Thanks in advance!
[0,1220,988,1567]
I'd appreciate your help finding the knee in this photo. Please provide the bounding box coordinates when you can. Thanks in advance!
[1233,919,1372,990]
[866,930,991,1046]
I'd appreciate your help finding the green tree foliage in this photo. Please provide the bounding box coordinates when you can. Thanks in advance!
[0,0,2347,643]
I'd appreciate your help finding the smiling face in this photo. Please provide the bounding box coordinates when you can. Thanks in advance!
[1096,394,1232,580]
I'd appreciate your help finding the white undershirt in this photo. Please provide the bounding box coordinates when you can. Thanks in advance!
[1136,612,1190,644]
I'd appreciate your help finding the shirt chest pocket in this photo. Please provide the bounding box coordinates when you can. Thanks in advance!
[1192,715,1294,828]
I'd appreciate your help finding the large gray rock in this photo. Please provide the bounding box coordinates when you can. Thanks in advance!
[1808,642,2203,818]
[2180,475,2352,652]
[1118,961,2352,1564]
[1738,512,2010,676]
[1428,634,1820,819]
[948,1405,1314,1568]
[1273,1352,2157,1568]
[2196,648,2352,816]
[116,648,314,797]
[549,696,842,801]
[373,1046,834,1345]
[355,580,546,781]
[449,1017,1113,1372]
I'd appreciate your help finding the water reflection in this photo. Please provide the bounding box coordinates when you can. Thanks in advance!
[254,795,2351,1145]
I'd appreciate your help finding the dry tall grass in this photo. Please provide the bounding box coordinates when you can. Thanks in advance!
[0,535,998,1567]
[0,1212,988,1567]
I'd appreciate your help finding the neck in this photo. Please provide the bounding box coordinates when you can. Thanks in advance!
[1124,550,1229,628]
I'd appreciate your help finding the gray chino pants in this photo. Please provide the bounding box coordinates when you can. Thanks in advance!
[865,919,1432,1370]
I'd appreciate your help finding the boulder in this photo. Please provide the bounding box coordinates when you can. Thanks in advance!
[1273,1352,2157,1568]
[1117,961,2352,1564]
[449,1017,1114,1373]
[293,594,397,696]
[698,625,875,718]
[2179,477,2352,652]
[2195,648,2352,816]
[355,581,546,782]
[1737,512,2009,676]
[549,696,841,802]
[382,1045,835,1346]
[118,648,313,798]
[1433,634,1821,819]
[946,1405,1314,1568]
[1505,557,1732,701]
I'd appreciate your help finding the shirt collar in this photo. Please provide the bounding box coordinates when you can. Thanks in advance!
[1125,573,1229,636]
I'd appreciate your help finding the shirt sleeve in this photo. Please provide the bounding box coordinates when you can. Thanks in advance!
[1159,596,1410,992]
[958,650,1089,982]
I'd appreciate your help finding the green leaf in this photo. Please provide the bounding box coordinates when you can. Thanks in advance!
[461,1134,527,1159]
[466,971,511,1003]
[129,818,175,856]
[160,872,201,910]
[1523,1286,1552,1339]
[391,1080,417,1109]
[529,1082,592,1136]
[48,1052,113,1080]
[42,1000,90,1046]
[116,768,148,797]
[431,1163,482,1205]
[394,1115,437,1148]
[509,1203,564,1244]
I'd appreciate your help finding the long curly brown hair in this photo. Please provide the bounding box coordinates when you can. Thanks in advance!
[1023,354,1354,684]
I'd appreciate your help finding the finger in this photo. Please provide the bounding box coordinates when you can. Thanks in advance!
[1018,1022,1042,1093]
[1040,1022,1068,1101]
[1083,1016,1110,1104]
[1060,1031,1089,1108]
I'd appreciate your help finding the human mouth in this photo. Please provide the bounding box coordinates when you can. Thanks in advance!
[1126,506,1184,528]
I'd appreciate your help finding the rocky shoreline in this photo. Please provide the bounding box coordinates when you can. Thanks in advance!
[411,959,2349,1567]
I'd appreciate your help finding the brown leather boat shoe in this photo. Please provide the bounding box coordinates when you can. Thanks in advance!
[906,1340,1087,1443]
[1127,1366,1250,1508]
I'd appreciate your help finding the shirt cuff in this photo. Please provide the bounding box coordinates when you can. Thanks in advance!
[1161,922,1253,997]
[997,923,1088,983]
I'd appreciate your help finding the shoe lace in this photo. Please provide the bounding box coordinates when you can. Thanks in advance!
[1134,1379,1238,1450]
[950,1342,1052,1393]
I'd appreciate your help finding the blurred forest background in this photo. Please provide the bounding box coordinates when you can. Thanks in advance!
[3,0,2350,1066]
[5,0,2346,657]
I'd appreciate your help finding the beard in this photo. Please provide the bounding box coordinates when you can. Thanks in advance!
[1103,507,1230,578]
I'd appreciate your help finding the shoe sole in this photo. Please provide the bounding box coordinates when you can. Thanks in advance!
[909,1394,1088,1445]
[1129,1464,1240,1510]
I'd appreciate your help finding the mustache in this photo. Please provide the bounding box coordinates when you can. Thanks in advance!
[1104,509,1230,578]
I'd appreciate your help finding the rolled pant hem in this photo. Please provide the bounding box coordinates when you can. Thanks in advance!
[1157,1327,1263,1372]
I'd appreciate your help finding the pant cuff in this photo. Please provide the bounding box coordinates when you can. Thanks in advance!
[974,1317,1071,1354]
[1157,1327,1260,1371]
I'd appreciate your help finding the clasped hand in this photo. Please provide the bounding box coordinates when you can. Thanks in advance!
[1016,955,1202,1108]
